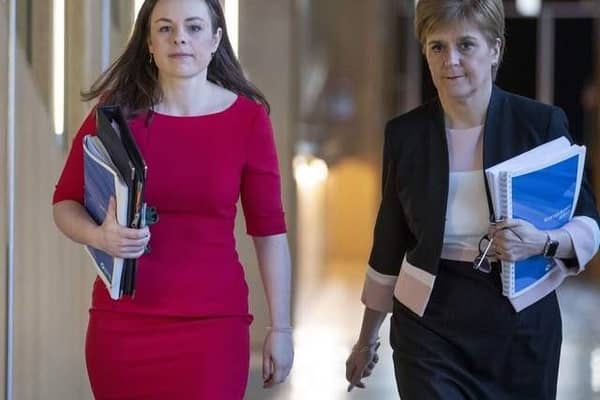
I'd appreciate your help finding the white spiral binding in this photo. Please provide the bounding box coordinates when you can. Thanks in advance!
[500,263,514,297]
[499,171,515,297]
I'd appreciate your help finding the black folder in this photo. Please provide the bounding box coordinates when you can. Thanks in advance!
[96,105,148,297]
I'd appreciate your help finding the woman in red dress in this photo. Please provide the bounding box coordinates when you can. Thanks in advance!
[52,0,293,398]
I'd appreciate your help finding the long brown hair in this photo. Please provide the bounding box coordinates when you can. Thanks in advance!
[81,0,269,117]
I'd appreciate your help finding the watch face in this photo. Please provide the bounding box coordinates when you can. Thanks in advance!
[545,240,559,257]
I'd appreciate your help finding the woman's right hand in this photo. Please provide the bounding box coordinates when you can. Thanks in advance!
[345,340,380,392]
[96,197,150,258]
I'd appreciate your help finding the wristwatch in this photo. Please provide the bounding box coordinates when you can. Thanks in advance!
[542,234,559,258]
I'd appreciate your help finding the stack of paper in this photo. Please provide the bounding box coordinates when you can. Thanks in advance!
[83,136,129,299]
[82,105,150,299]
[485,137,586,298]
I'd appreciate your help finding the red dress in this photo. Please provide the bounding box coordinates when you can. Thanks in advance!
[53,96,286,399]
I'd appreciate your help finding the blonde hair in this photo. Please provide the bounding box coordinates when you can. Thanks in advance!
[415,0,505,78]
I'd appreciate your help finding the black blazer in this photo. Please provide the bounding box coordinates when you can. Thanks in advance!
[369,86,600,278]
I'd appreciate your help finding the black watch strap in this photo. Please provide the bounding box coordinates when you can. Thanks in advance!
[543,234,559,258]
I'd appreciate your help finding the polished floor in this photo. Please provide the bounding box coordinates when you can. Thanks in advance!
[245,276,600,400]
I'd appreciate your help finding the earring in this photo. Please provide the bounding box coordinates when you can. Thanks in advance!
[211,51,215,59]
[149,53,154,64]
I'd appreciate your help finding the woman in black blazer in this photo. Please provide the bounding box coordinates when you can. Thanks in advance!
[345,0,600,398]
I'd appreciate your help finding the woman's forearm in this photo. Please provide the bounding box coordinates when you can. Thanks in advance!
[357,307,388,345]
[548,228,574,259]
[53,200,101,248]
[253,233,292,328]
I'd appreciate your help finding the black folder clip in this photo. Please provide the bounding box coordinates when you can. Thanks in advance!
[145,206,159,226]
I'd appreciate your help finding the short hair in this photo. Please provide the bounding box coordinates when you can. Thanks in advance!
[415,0,506,78]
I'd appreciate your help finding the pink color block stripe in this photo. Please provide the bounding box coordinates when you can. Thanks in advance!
[446,126,483,172]
[561,216,600,273]
[440,247,479,263]
[393,267,435,317]
[361,266,397,313]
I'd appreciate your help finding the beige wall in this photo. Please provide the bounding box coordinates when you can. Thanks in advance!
[12,46,94,398]
[1,1,8,396]
[237,0,297,347]
[65,1,105,141]
[0,2,92,395]
[15,0,52,113]
[8,1,95,397]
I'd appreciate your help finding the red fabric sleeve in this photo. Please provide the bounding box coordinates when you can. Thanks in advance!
[240,105,287,236]
[52,109,97,204]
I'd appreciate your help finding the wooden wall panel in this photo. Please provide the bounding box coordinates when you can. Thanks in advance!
[31,1,52,109]
[65,0,104,144]
[111,0,135,59]
[11,38,94,400]
[0,1,9,397]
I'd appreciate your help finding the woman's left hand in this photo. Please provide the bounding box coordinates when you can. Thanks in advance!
[262,328,294,388]
[489,219,547,261]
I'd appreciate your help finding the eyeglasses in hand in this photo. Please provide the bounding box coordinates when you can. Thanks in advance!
[473,235,494,273]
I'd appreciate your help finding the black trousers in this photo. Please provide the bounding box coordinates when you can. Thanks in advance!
[390,259,562,400]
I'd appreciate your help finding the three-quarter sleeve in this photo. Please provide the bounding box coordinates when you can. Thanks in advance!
[362,122,413,312]
[548,107,600,270]
[240,105,287,236]
[52,110,97,204]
